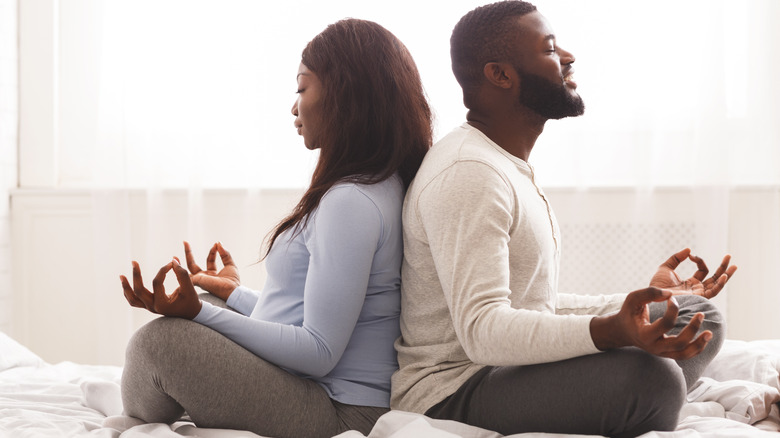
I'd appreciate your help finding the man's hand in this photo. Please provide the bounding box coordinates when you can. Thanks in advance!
[590,287,711,360]
[184,241,240,302]
[649,248,737,299]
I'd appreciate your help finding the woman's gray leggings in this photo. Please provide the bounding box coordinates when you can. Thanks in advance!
[426,295,724,438]
[121,295,387,438]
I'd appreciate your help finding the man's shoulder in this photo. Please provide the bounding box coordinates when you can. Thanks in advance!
[430,124,504,160]
[416,125,509,181]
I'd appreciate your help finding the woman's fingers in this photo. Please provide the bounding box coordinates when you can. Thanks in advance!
[183,241,202,274]
[172,257,196,293]
[216,242,236,267]
[152,261,174,311]
[131,261,155,309]
[120,275,147,309]
[131,261,144,291]
[206,243,219,271]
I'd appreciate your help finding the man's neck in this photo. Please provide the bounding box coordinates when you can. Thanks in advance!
[465,108,545,162]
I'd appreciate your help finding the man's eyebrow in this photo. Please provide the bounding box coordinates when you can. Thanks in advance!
[544,34,556,43]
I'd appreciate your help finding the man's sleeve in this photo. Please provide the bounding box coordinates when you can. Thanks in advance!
[556,292,627,316]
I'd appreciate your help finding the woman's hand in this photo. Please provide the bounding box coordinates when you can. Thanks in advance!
[590,287,711,360]
[120,258,202,319]
[649,248,737,299]
[184,241,240,301]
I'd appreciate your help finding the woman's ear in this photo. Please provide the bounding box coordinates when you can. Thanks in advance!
[482,62,514,89]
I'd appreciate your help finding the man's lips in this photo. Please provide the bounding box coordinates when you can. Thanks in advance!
[563,69,577,89]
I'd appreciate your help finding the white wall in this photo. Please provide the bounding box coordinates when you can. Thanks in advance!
[8,0,780,366]
[10,187,780,366]
[0,0,18,336]
[10,188,303,365]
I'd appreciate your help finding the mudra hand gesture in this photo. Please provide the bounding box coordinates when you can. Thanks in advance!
[120,258,202,319]
[183,241,240,302]
[649,248,738,299]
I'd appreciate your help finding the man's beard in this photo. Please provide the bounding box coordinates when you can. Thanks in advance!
[516,70,585,120]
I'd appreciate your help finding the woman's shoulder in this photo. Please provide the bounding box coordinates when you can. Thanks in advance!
[325,175,404,210]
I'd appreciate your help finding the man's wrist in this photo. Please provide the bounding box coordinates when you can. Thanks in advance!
[590,314,625,351]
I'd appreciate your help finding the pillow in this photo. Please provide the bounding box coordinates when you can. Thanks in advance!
[703,340,780,391]
[0,331,44,372]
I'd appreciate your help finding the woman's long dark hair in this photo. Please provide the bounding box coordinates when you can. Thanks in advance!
[264,19,433,255]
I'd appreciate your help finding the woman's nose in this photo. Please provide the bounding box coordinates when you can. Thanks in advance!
[291,101,298,116]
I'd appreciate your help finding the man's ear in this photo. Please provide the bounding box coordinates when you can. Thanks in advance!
[482,62,514,89]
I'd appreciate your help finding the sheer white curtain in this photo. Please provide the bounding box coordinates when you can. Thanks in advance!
[46,0,780,363]
[59,0,780,189]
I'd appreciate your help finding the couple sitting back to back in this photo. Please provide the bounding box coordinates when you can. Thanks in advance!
[120,2,737,438]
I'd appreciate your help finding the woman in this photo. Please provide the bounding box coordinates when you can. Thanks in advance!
[119,19,432,438]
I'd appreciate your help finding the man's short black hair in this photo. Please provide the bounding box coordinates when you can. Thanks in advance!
[451,1,537,94]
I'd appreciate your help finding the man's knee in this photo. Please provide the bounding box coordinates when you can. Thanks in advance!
[610,349,686,437]
[677,295,725,352]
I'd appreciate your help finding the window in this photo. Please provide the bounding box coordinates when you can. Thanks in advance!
[20,0,780,189]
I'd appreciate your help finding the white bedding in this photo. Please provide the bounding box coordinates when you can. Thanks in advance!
[1,331,779,438]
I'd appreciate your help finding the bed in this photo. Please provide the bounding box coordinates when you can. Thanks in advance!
[2,331,779,438]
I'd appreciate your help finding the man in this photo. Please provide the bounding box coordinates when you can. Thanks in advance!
[391,2,738,437]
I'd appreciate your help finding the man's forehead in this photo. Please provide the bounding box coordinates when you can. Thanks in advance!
[512,11,555,44]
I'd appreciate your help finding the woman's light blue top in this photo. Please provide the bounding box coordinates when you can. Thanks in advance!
[193,175,403,407]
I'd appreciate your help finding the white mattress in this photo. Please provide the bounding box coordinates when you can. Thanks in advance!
[1,331,779,438]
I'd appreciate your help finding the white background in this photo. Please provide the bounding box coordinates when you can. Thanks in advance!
[4,0,780,365]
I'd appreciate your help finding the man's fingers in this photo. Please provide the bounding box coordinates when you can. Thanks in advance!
[643,314,708,360]
[648,296,679,335]
[688,253,709,282]
[626,287,673,310]
[708,254,730,281]
[671,312,704,345]
[183,241,202,274]
[660,330,711,360]
[711,263,737,286]
[662,248,690,270]
[703,261,737,296]
[216,242,235,267]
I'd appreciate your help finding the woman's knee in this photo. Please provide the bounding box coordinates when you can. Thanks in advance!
[125,317,189,365]
[122,317,199,423]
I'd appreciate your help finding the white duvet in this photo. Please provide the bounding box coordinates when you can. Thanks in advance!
[1,331,779,438]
